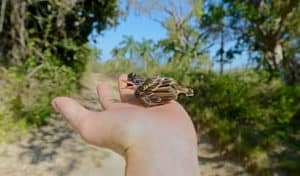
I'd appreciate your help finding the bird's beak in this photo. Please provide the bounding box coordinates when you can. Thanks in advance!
[124,81,136,89]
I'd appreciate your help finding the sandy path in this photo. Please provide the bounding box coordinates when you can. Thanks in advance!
[198,129,249,176]
[0,73,249,176]
[0,73,125,176]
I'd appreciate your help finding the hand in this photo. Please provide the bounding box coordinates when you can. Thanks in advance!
[52,74,199,176]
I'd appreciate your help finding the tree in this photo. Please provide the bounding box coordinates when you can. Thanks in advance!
[0,0,121,71]
[202,0,300,82]
[0,0,122,125]
[129,0,209,71]
[111,47,126,59]
[200,4,238,75]
[137,39,156,72]
[111,36,159,72]
[119,35,138,59]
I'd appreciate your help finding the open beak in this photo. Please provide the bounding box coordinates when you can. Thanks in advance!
[123,80,136,89]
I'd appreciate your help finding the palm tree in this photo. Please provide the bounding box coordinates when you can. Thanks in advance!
[119,35,137,59]
[137,39,155,72]
[201,5,232,75]
[111,45,128,69]
[111,47,126,58]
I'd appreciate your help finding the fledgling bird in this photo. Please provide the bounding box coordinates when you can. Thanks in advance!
[127,72,145,87]
[127,73,194,106]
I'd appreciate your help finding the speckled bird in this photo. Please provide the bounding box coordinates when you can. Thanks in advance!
[127,73,194,106]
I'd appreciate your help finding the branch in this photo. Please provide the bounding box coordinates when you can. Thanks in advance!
[26,64,44,79]
[0,0,7,32]
[275,0,300,39]
[19,1,27,47]
[161,5,177,19]
[167,0,178,19]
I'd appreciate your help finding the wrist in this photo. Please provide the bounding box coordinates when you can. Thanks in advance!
[125,138,199,176]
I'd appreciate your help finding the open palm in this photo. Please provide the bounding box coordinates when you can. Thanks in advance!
[52,74,199,176]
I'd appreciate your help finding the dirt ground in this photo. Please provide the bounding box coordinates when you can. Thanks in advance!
[0,73,249,176]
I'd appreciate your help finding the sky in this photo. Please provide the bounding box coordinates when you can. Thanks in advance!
[88,13,166,61]
[88,5,249,70]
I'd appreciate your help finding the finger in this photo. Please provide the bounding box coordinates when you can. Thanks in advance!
[52,97,115,148]
[52,97,93,133]
[118,74,139,103]
[96,83,119,110]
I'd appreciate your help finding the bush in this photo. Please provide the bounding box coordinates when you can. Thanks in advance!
[0,68,27,142]
[0,0,121,143]
[0,63,78,142]
[176,70,300,174]
[21,63,77,125]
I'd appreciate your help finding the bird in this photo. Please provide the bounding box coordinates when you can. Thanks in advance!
[127,72,145,87]
[127,73,194,106]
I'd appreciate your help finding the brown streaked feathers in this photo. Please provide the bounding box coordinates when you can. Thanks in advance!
[127,73,194,106]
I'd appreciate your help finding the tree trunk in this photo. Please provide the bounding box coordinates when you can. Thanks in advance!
[0,0,8,33]
[283,57,300,84]
[264,43,283,71]
[274,43,283,69]
[220,30,224,75]
[143,56,147,72]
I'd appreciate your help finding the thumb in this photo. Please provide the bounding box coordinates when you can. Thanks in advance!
[52,97,91,133]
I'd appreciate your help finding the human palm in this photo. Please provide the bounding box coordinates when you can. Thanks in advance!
[52,74,199,176]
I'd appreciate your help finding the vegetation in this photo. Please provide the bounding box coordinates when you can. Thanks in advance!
[183,71,300,175]
[0,0,121,142]
[200,0,300,82]
[1,0,299,175]
[96,39,300,175]
[94,1,300,174]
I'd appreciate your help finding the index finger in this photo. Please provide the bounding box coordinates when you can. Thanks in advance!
[118,74,142,105]
[97,83,119,110]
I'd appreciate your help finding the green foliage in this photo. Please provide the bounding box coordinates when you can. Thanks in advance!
[0,0,121,66]
[279,159,300,173]
[110,36,163,74]
[0,63,77,127]
[200,0,300,83]
[0,68,26,143]
[22,63,77,125]
[0,0,122,142]
[177,70,300,174]
[0,112,27,143]
[129,0,207,71]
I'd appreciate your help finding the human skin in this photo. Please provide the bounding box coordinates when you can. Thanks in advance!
[52,74,199,176]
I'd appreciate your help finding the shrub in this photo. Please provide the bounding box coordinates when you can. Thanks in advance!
[20,63,77,125]
[176,70,300,174]
[0,63,77,142]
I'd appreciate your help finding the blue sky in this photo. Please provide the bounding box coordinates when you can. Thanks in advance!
[88,8,249,70]
[89,13,166,61]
